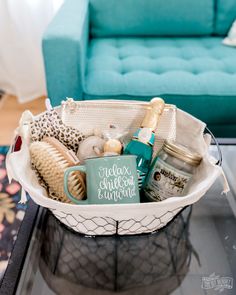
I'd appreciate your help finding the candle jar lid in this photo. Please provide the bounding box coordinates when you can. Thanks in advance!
[163,140,202,166]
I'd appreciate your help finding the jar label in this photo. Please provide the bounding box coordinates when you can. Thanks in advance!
[144,158,192,201]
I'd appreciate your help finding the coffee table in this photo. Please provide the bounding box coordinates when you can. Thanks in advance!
[1,145,236,295]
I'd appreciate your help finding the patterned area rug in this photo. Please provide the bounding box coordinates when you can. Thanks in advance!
[0,146,26,281]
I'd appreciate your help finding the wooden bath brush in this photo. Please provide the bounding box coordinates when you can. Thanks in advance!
[30,137,86,203]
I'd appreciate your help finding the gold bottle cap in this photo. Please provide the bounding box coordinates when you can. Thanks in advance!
[141,97,165,130]
[163,140,202,166]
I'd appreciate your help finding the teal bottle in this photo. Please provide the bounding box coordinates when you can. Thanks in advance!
[124,98,165,188]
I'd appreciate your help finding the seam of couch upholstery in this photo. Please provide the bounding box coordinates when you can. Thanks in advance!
[213,0,218,34]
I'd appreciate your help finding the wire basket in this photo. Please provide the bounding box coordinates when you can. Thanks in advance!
[40,206,193,294]
[50,202,186,236]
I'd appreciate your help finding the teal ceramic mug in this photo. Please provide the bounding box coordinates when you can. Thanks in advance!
[64,155,140,204]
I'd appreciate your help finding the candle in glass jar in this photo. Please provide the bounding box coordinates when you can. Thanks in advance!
[143,141,202,202]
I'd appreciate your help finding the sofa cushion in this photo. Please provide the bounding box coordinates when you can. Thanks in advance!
[215,0,236,35]
[90,0,214,37]
[85,37,236,98]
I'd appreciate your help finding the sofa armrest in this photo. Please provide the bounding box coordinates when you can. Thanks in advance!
[42,0,89,106]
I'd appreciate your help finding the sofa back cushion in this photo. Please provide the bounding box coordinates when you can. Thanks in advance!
[214,0,236,35]
[90,0,214,37]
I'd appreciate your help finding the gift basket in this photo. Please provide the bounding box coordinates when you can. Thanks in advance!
[6,98,229,236]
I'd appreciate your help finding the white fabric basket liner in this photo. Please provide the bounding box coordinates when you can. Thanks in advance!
[6,100,227,235]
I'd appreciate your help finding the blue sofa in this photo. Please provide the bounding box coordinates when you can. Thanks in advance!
[42,0,236,137]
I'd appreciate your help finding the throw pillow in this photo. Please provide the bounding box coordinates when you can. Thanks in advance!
[223,20,236,47]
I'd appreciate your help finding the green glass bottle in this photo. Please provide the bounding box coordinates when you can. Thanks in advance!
[124,98,165,188]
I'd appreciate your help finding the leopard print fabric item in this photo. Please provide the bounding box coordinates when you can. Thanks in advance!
[30,109,85,153]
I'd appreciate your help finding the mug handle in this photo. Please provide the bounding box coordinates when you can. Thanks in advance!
[64,166,89,204]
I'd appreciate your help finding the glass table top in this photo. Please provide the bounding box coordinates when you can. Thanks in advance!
[15,146,236,295]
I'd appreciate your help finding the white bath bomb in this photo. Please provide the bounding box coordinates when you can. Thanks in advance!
[77,136,105,163]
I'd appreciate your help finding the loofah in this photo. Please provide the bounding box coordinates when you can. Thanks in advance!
[30,137,86,203]
[30,109,85,153]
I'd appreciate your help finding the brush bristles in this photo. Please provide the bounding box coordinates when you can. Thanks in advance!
[30,141,85,203]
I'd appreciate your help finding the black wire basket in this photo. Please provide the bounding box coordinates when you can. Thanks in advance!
[40,206,193,295]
